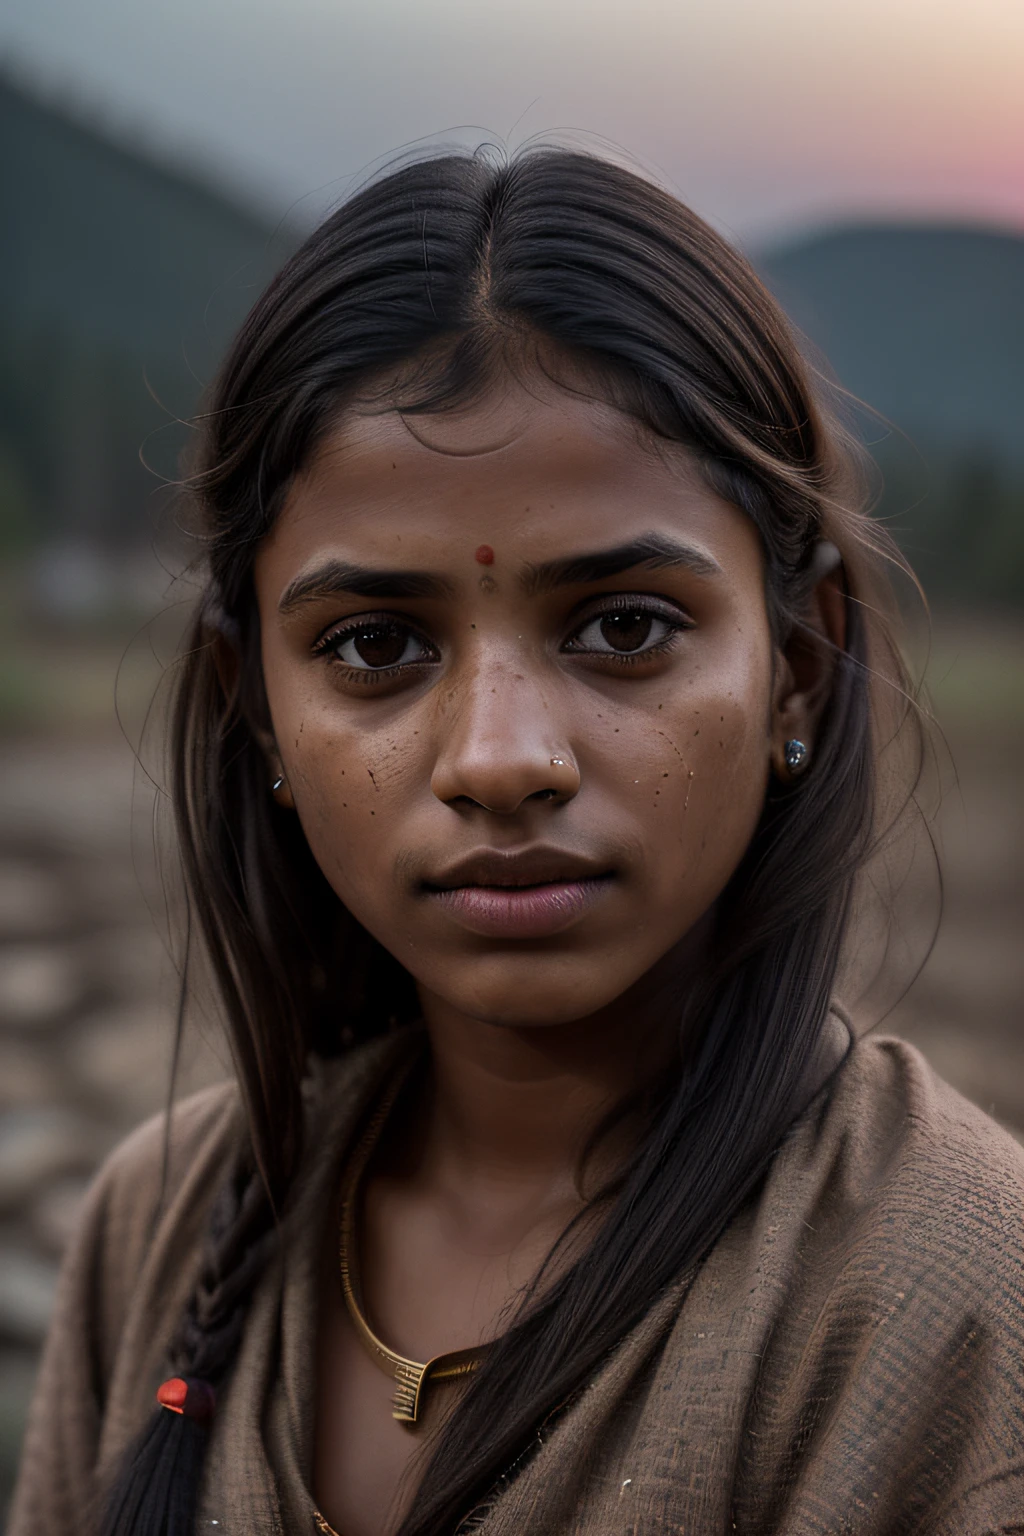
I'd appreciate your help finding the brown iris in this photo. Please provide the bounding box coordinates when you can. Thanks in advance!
[599,611,654,652]
[349,622,409,668]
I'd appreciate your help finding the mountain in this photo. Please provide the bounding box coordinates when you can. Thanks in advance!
[760,224,1024,466]
[759,224,1024,603]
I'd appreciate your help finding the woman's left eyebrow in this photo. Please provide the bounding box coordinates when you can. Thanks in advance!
[521,533,722,595]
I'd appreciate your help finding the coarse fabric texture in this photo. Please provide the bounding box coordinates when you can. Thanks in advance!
[10,1032,1024,1535]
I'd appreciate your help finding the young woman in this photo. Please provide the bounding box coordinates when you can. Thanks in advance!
[11,150,1024,1536]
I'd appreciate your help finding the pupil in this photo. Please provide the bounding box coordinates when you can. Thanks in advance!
[600,611,653,652]
[352,624,407,668]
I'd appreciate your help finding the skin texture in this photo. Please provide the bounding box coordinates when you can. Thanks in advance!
[251,372,838,1536]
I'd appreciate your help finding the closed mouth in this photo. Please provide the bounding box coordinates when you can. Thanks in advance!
[420,850,616,939]
[422,847,614,894]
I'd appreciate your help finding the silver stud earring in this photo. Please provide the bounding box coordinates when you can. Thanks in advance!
[272,776,285,794]
[783,739,808,773]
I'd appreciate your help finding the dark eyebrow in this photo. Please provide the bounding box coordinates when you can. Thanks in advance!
[278,558,455,614]
[522,533,722,596]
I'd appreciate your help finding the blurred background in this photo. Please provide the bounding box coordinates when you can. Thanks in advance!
[0,0,1021,1518]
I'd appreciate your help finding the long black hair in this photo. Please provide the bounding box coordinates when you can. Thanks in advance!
[102,147,920,1536]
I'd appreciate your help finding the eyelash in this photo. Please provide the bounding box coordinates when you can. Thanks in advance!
[310,596,693,684]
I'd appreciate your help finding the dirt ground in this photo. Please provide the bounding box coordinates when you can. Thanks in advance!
[0,614,1021,1521]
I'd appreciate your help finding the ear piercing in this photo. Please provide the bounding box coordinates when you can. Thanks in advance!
[783,739,808,773]
[271,774,294,809]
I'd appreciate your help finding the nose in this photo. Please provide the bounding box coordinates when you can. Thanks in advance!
[430,662,580,814]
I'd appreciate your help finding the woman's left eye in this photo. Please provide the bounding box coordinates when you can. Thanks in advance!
[564,606,686,658]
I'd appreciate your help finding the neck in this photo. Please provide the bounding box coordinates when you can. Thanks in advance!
[413,965,687,1200]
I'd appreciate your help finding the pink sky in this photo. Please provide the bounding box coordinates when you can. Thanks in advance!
[3,0,1021,241]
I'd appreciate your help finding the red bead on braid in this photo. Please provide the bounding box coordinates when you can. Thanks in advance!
[156,1376,216,1423]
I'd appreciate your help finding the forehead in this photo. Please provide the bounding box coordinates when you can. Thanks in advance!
[266,376,759,572]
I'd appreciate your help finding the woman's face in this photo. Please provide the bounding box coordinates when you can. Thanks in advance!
[254,373,795,1029]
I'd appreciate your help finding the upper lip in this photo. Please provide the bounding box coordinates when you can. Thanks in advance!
[423,846,614,891]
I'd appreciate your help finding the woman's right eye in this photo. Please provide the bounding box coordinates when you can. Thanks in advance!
[316,619,436,673]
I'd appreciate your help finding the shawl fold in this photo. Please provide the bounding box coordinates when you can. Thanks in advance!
[10,1033,1024,1535]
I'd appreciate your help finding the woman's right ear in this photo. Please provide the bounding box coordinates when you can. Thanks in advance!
[206,614,294,808]
[251,724,295,809]
[211,630,240,707]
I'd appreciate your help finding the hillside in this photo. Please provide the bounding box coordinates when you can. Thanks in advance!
[0,69,291,551]
[1,72,285,355]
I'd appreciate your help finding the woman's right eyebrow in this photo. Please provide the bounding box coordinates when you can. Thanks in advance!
[278,559,455,613]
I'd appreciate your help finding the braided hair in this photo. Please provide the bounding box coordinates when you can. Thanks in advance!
[100,1167,276,1534]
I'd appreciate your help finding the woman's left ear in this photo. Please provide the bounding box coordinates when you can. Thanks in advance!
[770,543,846,781]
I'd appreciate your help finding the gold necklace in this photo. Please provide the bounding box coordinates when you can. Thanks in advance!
[338,1064,485,1425]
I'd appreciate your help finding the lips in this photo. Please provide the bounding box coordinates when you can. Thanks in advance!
[422,847,615,939]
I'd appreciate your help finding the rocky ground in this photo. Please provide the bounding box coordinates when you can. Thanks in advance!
[1,618,1021,1523]
[0,731,227,1520]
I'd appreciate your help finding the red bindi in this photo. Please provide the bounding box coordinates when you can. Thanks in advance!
[474,545,495,565]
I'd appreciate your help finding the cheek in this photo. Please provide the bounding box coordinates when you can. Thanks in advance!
[268,689,421,907]
[624,672,771,898]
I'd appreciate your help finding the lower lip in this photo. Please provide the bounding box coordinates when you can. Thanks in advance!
[428,877,613,939]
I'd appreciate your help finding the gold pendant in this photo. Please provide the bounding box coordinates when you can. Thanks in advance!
[337,1061,485,1427]
[391,1358,429,1423]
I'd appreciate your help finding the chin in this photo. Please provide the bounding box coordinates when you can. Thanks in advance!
[440,964,633,1030]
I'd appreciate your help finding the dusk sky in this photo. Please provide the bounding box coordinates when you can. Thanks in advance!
[3,0,1022,245]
